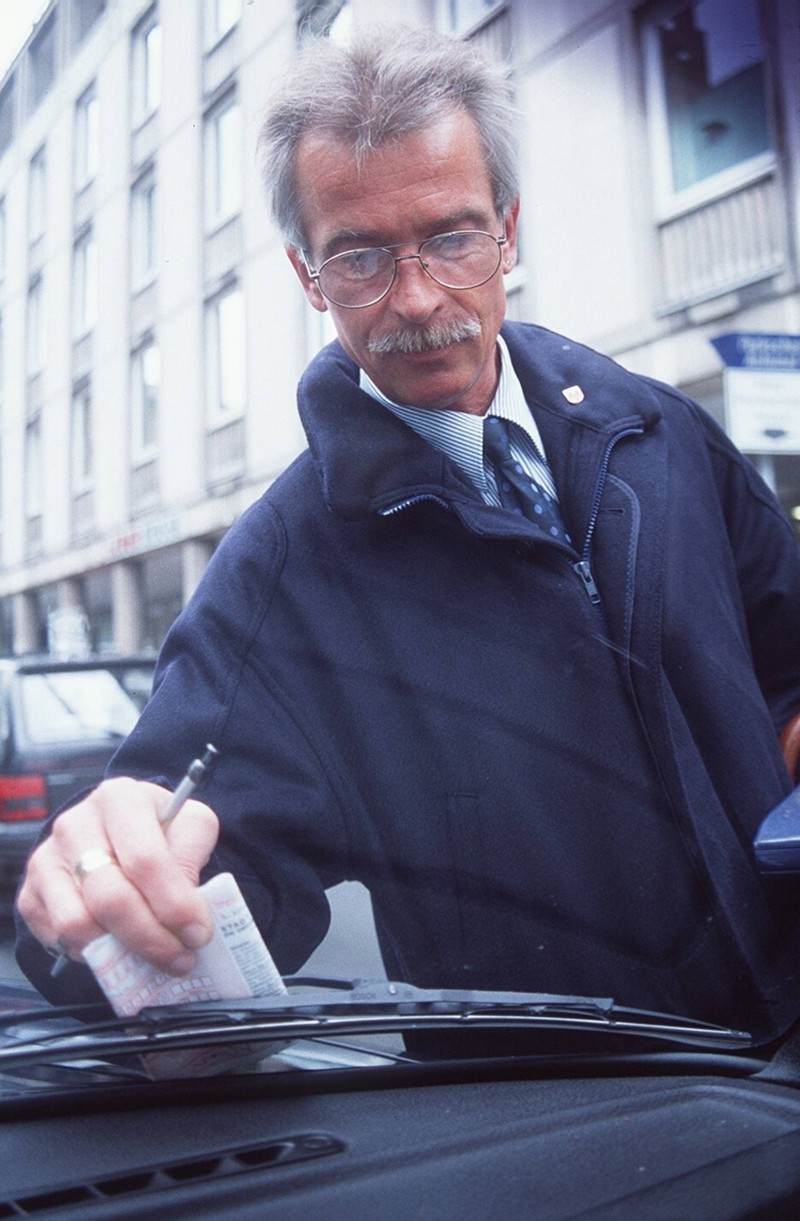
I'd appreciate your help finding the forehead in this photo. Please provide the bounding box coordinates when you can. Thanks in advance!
[294,110,497,256]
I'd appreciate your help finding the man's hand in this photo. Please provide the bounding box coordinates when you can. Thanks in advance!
[17,777,220,974]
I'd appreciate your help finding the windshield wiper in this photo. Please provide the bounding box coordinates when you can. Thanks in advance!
[0,978,751,1071]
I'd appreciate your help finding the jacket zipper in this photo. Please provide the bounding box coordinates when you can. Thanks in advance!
[572,426,644,606]
[380,494,452,516]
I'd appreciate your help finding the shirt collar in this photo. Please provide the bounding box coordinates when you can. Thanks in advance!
[359,336,548,492]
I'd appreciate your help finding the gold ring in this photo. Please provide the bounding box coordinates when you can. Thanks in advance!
[74,848,117,884]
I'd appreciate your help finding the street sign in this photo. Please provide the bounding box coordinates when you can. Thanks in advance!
[711,332,800,454]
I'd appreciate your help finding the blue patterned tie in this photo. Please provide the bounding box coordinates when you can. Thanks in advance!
[483,415,570,544]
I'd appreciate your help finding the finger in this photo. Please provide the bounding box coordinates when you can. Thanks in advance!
[17,837,107,959]
[100,787,219,948]
[78,862,201,974]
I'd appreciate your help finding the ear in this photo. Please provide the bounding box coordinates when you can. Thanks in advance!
[286,246,328,313]
[501,199,521,275]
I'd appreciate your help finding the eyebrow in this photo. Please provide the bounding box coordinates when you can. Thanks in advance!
[318,208,500,263]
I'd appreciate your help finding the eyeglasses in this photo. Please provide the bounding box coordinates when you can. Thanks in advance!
[304,229,508,309]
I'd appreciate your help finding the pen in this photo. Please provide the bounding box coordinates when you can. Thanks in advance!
[50,744,219,977]
[159,743,219,829]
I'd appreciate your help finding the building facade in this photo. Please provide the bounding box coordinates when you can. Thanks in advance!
[0,0,797,655]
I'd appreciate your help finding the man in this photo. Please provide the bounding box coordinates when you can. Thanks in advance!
[16,27,800,1043]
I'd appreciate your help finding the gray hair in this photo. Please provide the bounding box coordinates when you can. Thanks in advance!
[257,25,520,250]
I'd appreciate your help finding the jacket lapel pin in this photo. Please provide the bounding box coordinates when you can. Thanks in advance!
[562,385,585,404]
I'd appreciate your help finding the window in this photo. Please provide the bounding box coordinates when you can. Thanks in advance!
[20,668,140,744]
[26,277,46,375]
[28,147,46,245]
[297,0,348,36]
[28,13,57,111]
[204,92,241,229]
[0,78,14,158]
[206,284,245,422]
[204,0,240,46]
[74,85,99,191]
[24,415,43,519]
[644,0,772,211]
[72,229,97,338]
[441,0,506,35]
[132,10,161,126]
[73,0,106,47]
[71,382,93,492]
[131,169,157,287]
[131,337,159,460]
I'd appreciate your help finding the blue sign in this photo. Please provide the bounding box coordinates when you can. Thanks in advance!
[712,332,800,371]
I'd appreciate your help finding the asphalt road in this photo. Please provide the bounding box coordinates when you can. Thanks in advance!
[0,919,20,981]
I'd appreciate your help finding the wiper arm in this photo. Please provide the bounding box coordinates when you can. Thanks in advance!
[0,978,751,1071]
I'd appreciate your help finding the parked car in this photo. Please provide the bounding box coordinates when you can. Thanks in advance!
[0,654,156,900]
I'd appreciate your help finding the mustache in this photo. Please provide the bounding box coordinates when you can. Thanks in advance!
[367,318,482,355]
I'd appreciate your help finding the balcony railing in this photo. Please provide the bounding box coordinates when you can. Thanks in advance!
[657,173,786,312]
[206,417,245,489]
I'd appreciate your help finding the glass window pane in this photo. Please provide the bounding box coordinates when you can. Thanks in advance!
[657,0,770,193]
[207,287,245,419]
[206,97,241,226]
[0,197,6,281]
[218,288,245,414]
[133,15,161,123]
[28,149,46,243]
[0,80,15,158]
[29,15,56,110]
[144,22,161,112]
[447,0,505,34]
[24,417,42,516]
[73,233,97,336]
[19,670,140,744]
[132,340,159,455]
[71,387,93,487]
[132,175,157,284]
[27,278,45,373]
[74,0,106,47]
[75,90,98,188]
[206,0,240,42]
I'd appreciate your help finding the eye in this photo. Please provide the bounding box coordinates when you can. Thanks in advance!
[427,231,479,261]
[333,248,390,281]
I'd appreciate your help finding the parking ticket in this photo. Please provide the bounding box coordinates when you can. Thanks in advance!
[81,872,287,1077]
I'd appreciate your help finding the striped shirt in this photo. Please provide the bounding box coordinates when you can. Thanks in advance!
[359,335,559,504]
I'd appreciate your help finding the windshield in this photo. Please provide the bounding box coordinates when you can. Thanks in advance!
[3,8,800,1124]
[17,670,143,745]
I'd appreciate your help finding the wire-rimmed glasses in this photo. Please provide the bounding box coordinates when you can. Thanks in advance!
[304,229,508,309]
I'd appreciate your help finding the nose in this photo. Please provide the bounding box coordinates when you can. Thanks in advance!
[388,253,443,321]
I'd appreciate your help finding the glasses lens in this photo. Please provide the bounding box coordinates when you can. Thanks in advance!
[318,247,395,307]
[421,231,502,289]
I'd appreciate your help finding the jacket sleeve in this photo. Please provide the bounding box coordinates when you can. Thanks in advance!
[15,492,350,1004]
[697,403,800,734]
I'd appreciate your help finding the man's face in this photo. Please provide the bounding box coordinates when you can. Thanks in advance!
[288,110,519,416]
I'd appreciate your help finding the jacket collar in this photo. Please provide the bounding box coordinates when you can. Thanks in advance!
[297,321,663,522]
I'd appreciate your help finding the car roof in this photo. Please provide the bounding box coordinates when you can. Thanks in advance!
[0,654,157,676]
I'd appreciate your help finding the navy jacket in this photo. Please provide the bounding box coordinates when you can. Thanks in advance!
[18,322,800,1041]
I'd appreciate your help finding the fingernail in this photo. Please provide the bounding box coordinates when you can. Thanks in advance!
[180,922,211,950]
[168,950,198,976]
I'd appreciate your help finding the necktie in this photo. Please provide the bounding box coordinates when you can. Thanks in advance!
[483,415,570,544]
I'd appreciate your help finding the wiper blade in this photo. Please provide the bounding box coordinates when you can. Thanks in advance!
[0,978,751,1070]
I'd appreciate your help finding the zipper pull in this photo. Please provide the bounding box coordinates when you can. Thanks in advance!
[573,559,601,605]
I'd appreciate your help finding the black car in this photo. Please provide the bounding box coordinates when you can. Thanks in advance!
[0,654,156,898]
